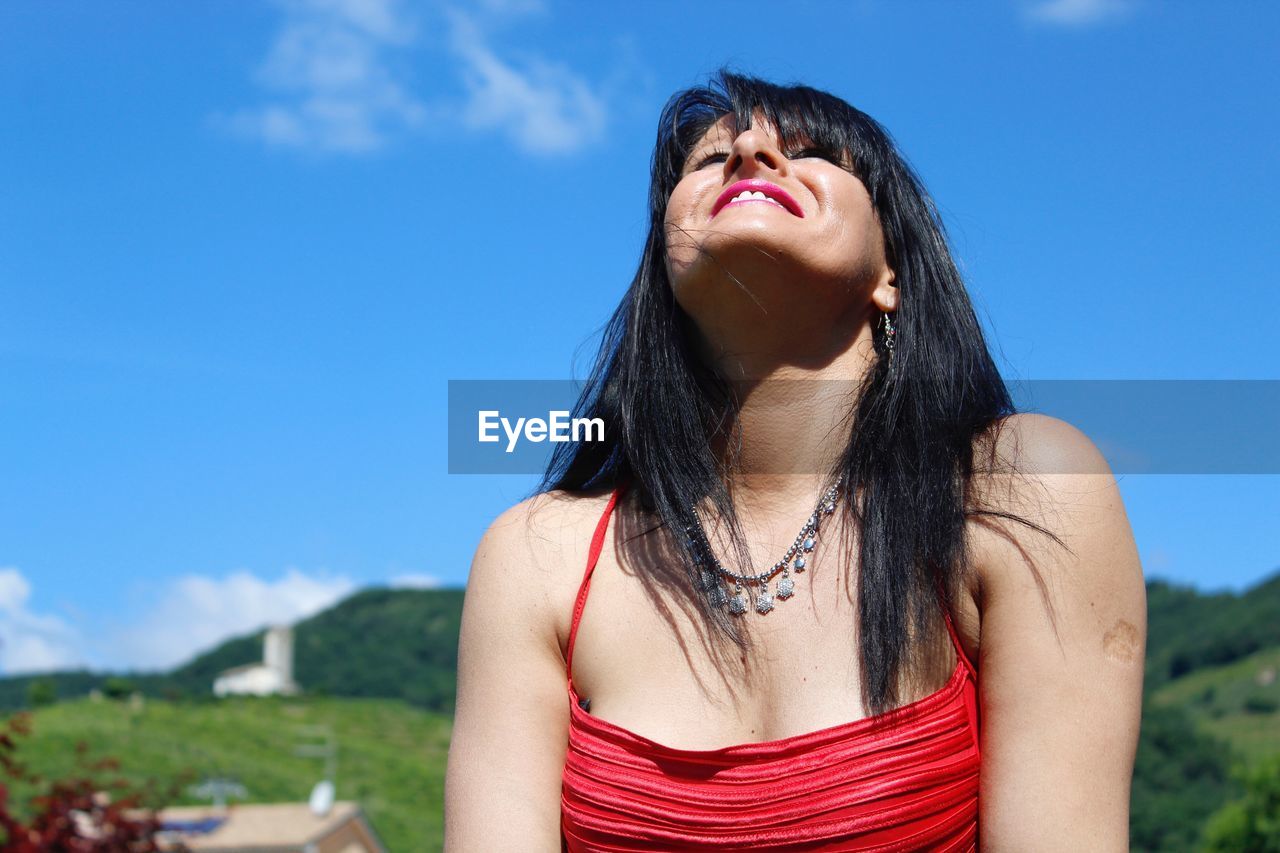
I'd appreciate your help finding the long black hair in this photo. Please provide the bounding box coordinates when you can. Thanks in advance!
[537,69,1061,716]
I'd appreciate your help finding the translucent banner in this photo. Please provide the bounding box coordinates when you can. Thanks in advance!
[447,379,1280,475]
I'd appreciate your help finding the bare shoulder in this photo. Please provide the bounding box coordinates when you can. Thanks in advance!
[468,486,617,660]
[969,411,1136,592]
[968,412,1143,621]
[967,413,1147,845]
[982,411,1114,477]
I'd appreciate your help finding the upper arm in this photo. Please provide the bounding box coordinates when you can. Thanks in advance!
[444,497,575,852]
[974,414,1147,851]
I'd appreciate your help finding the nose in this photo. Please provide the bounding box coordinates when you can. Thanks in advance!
[723,128,789,180]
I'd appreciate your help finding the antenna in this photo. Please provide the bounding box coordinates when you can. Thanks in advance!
[187,777,248,810]
[308,779,335,817]
[294,724,338,816]
[293,724,338,781]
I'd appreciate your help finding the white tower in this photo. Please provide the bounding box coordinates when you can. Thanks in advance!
[264,624,295,686]
[212,623,300,697]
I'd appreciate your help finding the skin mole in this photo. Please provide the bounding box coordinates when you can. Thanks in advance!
[1101,618,1141,665]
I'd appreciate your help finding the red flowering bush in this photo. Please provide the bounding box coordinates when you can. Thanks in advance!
[0,712,189,852]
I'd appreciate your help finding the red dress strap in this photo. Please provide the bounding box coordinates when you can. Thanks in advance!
[934,573,979,680]
[565,483,627,680]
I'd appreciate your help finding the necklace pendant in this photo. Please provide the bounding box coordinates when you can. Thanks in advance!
[687,478,843,618]
[755,589,774,614]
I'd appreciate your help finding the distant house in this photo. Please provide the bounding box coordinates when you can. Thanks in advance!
[151,801,385,852]
[213,624,299,697]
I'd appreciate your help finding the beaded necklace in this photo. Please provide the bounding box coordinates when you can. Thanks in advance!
[685,475,845,616]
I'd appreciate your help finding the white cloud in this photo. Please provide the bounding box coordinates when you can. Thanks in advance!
[1023,0,1136,26]
[217,0,614,156]
[0,567,84,675]
[0,566,369,675]
[217,0,427,153]
[106,567,356,671]
[443,6,607,155]
[389,572,442,589]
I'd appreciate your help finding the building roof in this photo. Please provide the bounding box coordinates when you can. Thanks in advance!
[214,662,271,678]
[151,801,385,852]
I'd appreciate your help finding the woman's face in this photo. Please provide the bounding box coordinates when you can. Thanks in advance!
[663,112,895,324]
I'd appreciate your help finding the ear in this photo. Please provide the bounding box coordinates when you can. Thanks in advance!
[871,270,899,313]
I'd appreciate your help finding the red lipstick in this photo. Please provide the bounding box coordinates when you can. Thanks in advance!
[710,179,805,219]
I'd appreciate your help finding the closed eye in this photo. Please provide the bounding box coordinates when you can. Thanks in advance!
[690,147,843,172]
[693,151,729,170]
[788,147,843,164]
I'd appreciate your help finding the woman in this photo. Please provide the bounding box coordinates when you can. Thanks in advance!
[445,70,1146,851]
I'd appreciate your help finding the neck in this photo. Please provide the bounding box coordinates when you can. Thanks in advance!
[704,324,876,512]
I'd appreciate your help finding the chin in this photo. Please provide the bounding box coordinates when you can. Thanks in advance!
[681,226,795,268]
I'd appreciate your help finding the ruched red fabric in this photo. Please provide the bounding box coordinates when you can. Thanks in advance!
[561,484,981,852]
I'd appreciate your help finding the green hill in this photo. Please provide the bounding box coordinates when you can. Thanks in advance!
[1130,570,1280,851]
[1129,641,1280,851]
[5,694,450,853]
[1130,634,1280,851]
[1145,572,1280,691]
[0,586,465,713]
[1149,645,1280,765]
[168,586,465,711]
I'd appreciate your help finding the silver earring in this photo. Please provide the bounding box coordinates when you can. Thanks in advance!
[882,311,896,364]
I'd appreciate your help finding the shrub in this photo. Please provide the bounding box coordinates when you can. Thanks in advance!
[24,682,55,709]
[0,712,190,850]
[102,678,135,701]
[1202,753,1280,852]
[1242,692,1278,714]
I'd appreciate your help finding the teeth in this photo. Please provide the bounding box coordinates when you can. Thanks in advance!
[729,189,785,208]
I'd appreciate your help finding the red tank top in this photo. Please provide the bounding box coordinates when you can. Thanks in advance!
[561,484,981,851]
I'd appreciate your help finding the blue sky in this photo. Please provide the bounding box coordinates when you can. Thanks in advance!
[1,0,1277,675]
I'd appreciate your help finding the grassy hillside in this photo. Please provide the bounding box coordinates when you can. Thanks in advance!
[1128,572,1280,850]
[1149,645,1280,765]
[6,695,451,853]
[1129,644,1280,850]
[1144,573,1280,691]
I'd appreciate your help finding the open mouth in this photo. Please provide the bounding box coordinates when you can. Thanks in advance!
[710,179,804,219]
